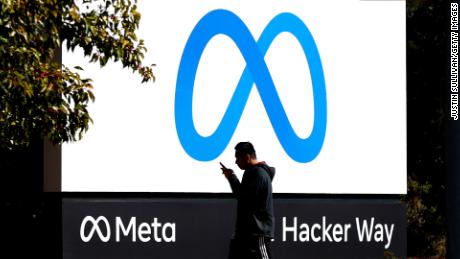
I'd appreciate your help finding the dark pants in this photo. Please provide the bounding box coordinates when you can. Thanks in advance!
[228,236,274,259]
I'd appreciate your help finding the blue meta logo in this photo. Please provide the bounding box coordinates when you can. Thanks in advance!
[175,9,327,163]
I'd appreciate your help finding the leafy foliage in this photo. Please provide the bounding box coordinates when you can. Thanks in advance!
[0,0,154,149]
[405,0,448,257]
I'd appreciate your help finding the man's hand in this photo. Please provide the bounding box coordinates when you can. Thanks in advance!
[220,162,234,178]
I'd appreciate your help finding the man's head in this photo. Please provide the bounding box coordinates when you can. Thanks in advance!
[234,142,257,170]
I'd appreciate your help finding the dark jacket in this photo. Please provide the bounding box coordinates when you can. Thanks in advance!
[227,163,275,238]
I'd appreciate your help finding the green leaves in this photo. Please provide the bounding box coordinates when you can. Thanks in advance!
[62,0,155,82]
[0,0,154,149]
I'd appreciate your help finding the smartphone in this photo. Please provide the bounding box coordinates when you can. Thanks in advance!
[219,162,227,170]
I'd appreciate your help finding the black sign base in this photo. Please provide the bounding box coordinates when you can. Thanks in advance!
[63,194,406,259]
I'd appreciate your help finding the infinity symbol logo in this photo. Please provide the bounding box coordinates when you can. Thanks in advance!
[175,9,327,163]
[80,216,111,242]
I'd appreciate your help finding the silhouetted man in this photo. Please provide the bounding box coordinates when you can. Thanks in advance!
[221,142,275,259]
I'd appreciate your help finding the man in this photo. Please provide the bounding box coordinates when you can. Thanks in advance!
[220,142,275,259]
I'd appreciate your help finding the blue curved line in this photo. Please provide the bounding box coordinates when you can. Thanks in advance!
[175,9,327,162]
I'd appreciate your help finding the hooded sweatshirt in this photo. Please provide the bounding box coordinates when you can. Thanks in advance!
[227,162,275,238]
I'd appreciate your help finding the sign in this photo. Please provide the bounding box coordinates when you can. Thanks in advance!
[63,197,406,259]
[62,0,406,193]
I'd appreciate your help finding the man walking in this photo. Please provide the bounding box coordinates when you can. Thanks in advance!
[221,142,275,259]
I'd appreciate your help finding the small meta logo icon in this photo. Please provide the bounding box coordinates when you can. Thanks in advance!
[175,9,327,163]
[80,216,111,242]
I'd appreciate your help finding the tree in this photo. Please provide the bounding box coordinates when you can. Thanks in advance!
[405,0,448,257]
[0,0,154,150]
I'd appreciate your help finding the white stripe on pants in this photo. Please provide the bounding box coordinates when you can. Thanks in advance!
[259,236,269,259]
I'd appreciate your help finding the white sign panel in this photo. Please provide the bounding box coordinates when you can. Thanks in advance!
[63,0,406,194]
